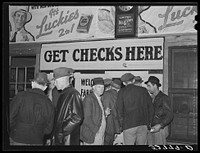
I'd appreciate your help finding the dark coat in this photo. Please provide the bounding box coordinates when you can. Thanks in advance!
[116,84,154,131]
[52,86,83,145]
[9,88,55,144]
[102,89,121,145]
[80,92,103,144]
[151,91,174,128]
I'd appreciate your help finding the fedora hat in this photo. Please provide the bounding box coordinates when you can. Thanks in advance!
[30,72,49,84]
[121,73,135,82]
[53,67,74,80]
[92,77,104,86]
[144,76,161,87]
[12,9,32,23]
[111,79,121,89]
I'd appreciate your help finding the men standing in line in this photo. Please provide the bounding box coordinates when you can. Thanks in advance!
[145,76,174,145]
[102,79,122,145]
[80,77,111,145]
[52,67,83,145]
[116,73,154,145]
[9,72,55,145]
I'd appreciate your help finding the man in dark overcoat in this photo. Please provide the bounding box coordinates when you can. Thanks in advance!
[52,67,83,145]
[116,73,154,145]
[9,72,55,145]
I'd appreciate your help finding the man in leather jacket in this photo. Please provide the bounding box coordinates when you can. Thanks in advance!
[52,67,83,145]
[145,76,174,145]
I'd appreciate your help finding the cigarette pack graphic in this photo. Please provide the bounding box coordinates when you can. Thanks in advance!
[77,14,93,33]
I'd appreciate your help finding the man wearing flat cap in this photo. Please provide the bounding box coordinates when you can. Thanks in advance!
[9,72,55,145]
[80,77,110,145]
[102,79,122,145]
[134,76,143,87]
[145,76,173,145]
[116,73,154,145]
[10,8,35,42]
[51,67,83,145]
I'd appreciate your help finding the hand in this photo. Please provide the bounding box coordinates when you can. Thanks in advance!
[105,107,111,117]
[150,124,162,133]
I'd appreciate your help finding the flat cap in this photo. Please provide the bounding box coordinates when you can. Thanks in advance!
[104,78,112,85]
[134,76,143,83]
[111,79,121,89]
[30,72,49,84]
[53,67,74,80]
[121,73,135,82]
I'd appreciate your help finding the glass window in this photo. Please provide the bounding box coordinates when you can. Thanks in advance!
[172,48,197,89]
[169,46,197,143]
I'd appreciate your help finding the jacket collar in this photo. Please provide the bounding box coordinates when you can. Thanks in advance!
[28,88,46,96]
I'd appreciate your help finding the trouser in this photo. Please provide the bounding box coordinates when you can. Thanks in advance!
[9,137,42,146]
[123,125,148,145]
[147,126,169,145]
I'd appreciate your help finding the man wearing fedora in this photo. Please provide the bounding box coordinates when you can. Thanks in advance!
[51,67,83,145]
[9,72,55,145]
[10,8,35,42]
[116,73,154,145]
[102,79,122,145]
[80,77,111,145]
[145,76,174,145]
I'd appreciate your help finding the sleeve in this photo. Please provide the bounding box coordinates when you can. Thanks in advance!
[82,96,99,134]
[115,89,124,130]
[44,101,55,135]
[9,93,23,131]
[62,92,84,136]
[160,96,174,128]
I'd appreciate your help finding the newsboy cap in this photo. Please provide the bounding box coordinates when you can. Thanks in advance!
[111,79,121,89]
[104,78,112,85]
[92,77,104,86]
[144,76,161,87]
[134,76,143,83]
[30,72,49,84]
[121,73,135,82]
[53,67,74,80]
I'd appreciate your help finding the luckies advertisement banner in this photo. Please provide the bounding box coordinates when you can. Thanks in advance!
[40,37,164,70]
[9,5,197,43]
[9,5,115,43]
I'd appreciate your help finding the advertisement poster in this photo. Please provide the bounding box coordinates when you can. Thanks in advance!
[9,5,197,43]
[9,5,115,43]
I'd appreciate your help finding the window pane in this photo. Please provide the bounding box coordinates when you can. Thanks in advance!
[172,48,197,89]
[170,93,197,142]
[10,68,16,82]
[27,67,34,82]
[18,68,25,83]
[17,84,24,92]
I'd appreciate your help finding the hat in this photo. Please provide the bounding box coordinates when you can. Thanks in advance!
[111,79,121,89]
[30,72,49,84]
[92,77,104,86]
[12,9,32,23]
[144,76,161,87]
[104,78,112,85]
[53,67,74,80]
[121,73,135,82]
[134,76,143,83]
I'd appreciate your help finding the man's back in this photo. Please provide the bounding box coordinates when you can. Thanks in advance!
[116,84,153,130]
[9,88,55,144]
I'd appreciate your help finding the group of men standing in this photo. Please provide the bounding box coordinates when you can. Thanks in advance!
[9,67,173,146]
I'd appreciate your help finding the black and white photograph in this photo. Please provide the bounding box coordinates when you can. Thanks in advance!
[2,2,198,151]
